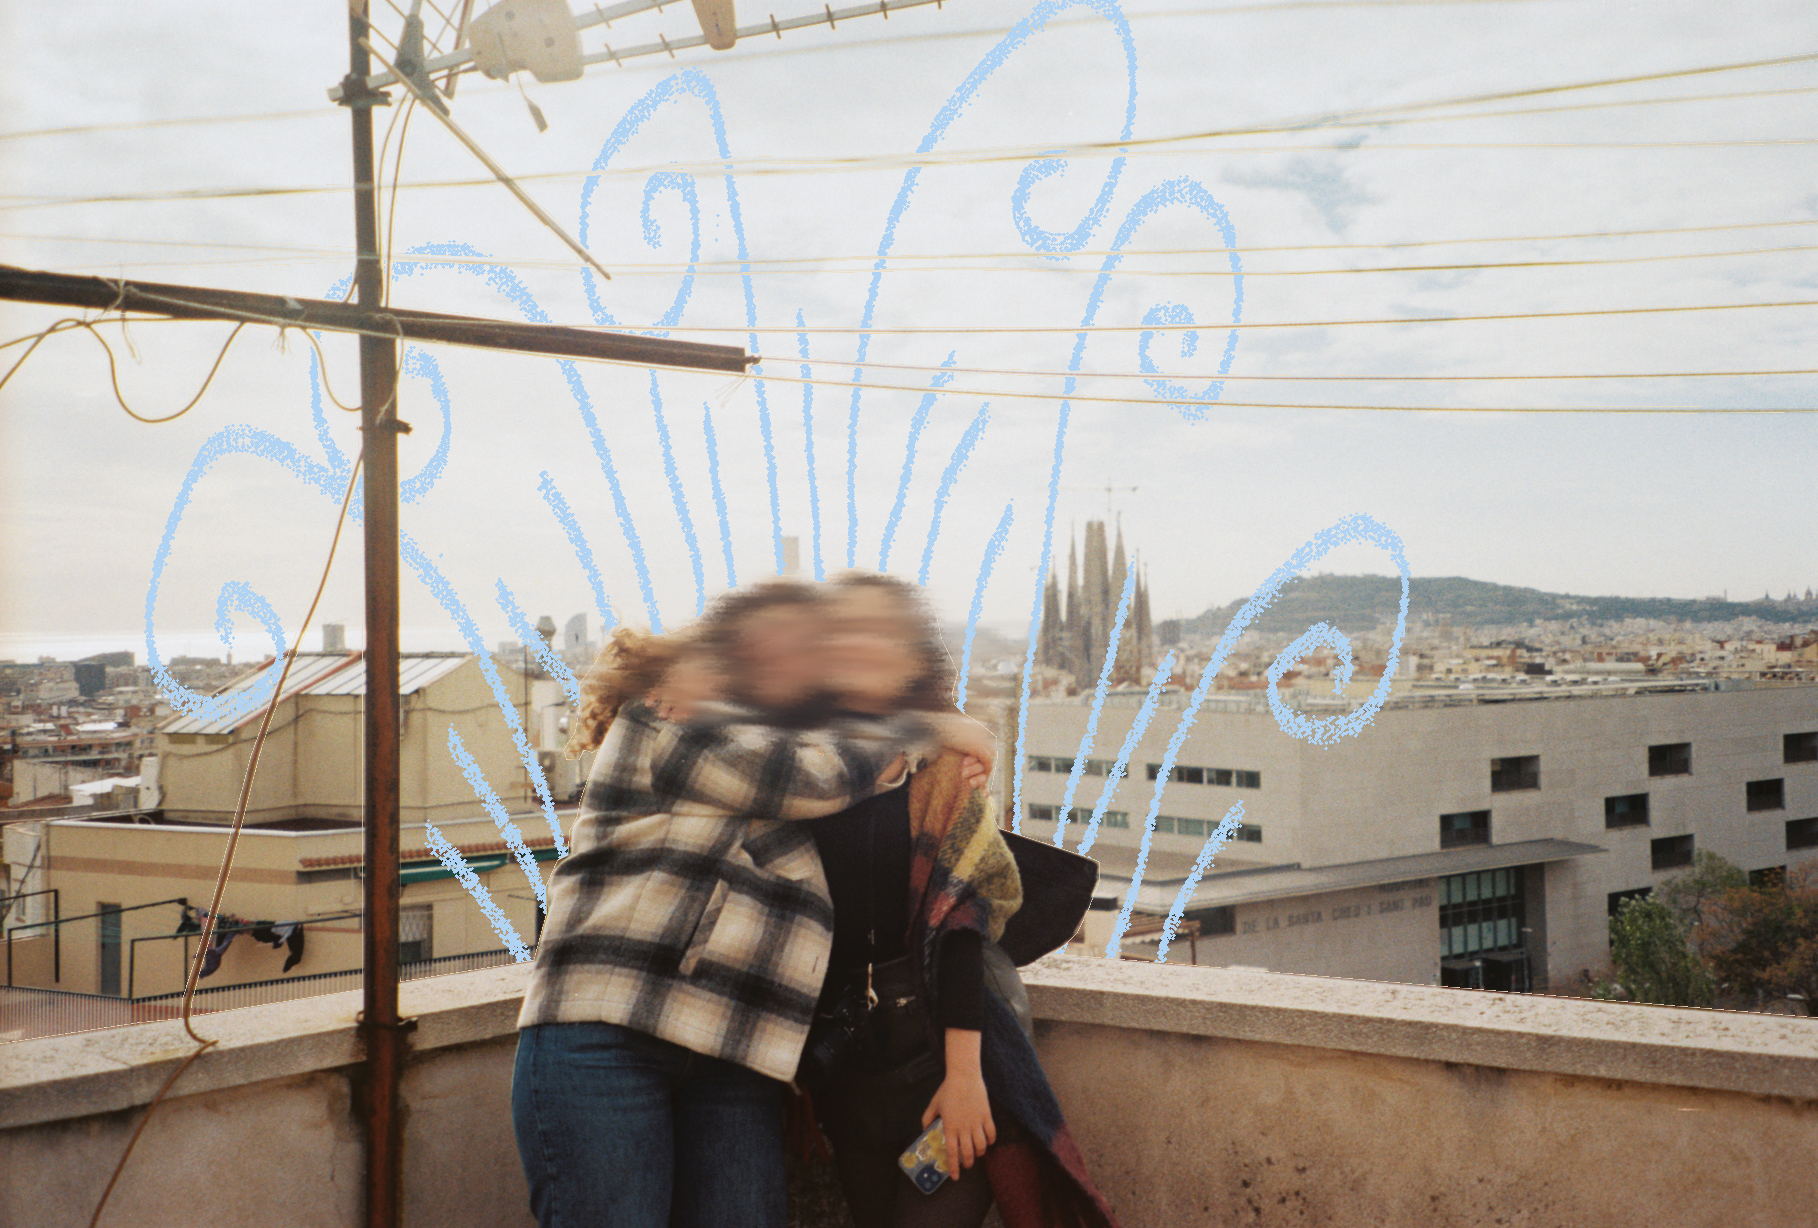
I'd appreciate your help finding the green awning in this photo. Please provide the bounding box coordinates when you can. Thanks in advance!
[401,853,510,884]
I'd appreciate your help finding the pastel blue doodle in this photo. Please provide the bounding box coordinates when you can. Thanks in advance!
[400,534,568,857]
[495,578,583,707]
[638,171,701,329]
[916,404,990,587]
[446,725,550,912]
[1081,179,1243,423]
[538,471,618,632]
[1105,514,1409,955]
[843,0,1136,572]
[956,501,1014,712]
[1010,395,1071,836]
[878,353,958,572]
[795,312,825,581]
[647,372,706,614]
[393,241,665,632]
[424,819,530,961]
[700,405,738,589]
[1264,522,1409,744]
[1154,803,1244,963]
[1013,171,1244,834]
[579,70,784,569]
[398,348,453,504]
[1075,650,1174,855]
[145,424,350,723]
[1055,561,1138,831]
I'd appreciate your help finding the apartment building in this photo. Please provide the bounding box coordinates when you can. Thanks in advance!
[1021,680,1818,990]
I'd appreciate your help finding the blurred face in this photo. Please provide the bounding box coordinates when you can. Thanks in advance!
[660,653,726,708]
[729,602,826,710]
[824,586,923,712]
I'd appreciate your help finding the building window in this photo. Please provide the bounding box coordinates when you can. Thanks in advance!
[1787,817,1818,851]
[1490,755,1540,792]
[1607,886,1653,917]
[1145,763,1162,781]
[1186,906,1237,937]
[399,904,434,965]
[1651,834,1694,871]
[1102,811,1129,829]
[1026,756,1051,773]
[1052,757,1075,774]
[1604,793,1650,829]
[1084,758,1115,776]
[1153,816,1175,833]
[1211,768,1234,786]
[1235,825,1263,843]
[98,903,122,998]
[1439,868,1524,958]
[1235,770,1262,790]
[1648,743,1692,777]
[1027,804,1056,823]
[1787,732,1818,764]
[1439,810,1491,849]
[1177,817,1207,837]
[1174,766,1204,784]
[1746,779,1785,812]
[1749,866,1786,889]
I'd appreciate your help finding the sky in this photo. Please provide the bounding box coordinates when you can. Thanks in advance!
[2,0,1815,668]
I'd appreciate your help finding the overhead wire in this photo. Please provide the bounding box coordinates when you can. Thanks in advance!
[8,132,1814,210]
[6,44,1816,208]
[9,216,1818,270]
[730,367,1817,412]
[35,238,1818,279]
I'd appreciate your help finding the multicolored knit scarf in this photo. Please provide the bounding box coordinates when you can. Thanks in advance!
[907,753,1124,1228]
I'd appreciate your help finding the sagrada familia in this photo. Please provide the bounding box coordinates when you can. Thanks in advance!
[1037,519,1157,688]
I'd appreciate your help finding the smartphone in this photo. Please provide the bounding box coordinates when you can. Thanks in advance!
[898,1118,953,1195]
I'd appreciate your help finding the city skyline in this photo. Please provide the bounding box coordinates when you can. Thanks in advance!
[4,1,1815,691]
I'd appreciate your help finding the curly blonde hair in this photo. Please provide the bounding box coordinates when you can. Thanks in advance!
[563,626,699,758]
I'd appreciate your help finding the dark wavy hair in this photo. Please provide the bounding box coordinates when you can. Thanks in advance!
[826,570,956,712]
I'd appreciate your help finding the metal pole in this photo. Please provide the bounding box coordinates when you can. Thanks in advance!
[341,8,411,1227]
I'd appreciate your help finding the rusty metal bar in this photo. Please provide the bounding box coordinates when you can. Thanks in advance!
[343,9,410,1226]
[0,264,755,374]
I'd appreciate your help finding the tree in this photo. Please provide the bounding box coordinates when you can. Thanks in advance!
[1595,895,1717,1007]
[1655,850,1748,945]
[1697,862,1818,1016]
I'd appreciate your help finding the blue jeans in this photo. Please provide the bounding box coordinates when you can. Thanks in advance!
[512,1022,788,1228]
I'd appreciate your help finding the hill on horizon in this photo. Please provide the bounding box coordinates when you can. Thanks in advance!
[1171,574,1818,640]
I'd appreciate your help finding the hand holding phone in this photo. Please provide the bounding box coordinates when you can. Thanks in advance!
[897,1118,952,1195]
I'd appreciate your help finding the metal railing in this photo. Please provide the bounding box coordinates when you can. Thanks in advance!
[0,947,521,1043]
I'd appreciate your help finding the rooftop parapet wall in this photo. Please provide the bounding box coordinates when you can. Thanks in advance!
[2,957,1813,1227]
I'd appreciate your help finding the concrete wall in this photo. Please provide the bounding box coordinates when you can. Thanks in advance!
[4,956,1813,1228]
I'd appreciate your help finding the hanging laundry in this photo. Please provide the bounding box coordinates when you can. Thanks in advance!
[198,921,237,979]
[175,905,201,936]
[248,922,283,948]
[275,922,305,973]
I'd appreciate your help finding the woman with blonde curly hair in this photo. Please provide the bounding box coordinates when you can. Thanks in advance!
[562,625,724,761]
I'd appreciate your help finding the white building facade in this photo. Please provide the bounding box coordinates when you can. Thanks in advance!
[1018,680,1818,991]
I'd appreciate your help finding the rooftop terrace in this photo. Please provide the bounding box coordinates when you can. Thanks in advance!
[3,955,1812,1227]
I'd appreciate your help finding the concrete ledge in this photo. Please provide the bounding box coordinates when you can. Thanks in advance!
[1019,954,1818,1100]
[6,956,1817,1228]
[0,962,534,1131]
[6,953,1812,1135]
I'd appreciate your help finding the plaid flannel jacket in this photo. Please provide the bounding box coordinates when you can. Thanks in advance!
[518,699,932,1082]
